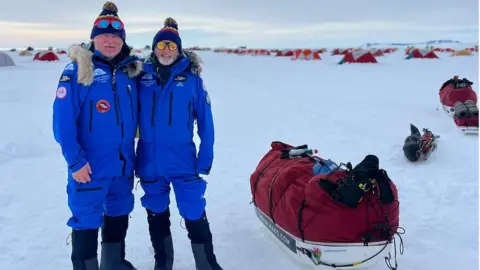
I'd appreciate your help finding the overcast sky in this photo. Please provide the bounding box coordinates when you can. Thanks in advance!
[0,0,478,48]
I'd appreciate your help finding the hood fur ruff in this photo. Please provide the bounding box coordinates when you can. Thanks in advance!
[144,49,203,75]
[67,44,143,86]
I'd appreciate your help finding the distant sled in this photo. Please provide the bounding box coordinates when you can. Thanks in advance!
[438,76,478,134]
[250,142,404,269]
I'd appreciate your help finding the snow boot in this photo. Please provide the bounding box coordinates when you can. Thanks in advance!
[465,100,479,117]
[147,208,174,270]
[454,101,468,118]
[100,215,136,270]
[71,228,99,270]
[185,212,223,270]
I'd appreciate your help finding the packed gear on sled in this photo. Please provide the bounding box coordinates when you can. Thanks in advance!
[250,141,404,269]
[403,124,439,162]
[438,76,478,134]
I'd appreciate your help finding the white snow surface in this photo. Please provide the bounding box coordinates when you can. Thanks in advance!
[0,49,478,270]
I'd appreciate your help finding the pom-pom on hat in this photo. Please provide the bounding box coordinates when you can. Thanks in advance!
[90,2,126,41]
[152,17,182,53]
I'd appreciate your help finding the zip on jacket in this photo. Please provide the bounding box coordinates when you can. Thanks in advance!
[168,92,173,126]
[111,67,126,175]
[126,85,134,120]
[89,100,93,131]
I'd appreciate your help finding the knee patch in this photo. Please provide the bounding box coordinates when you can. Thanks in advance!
[173,177,207,220]
[140,178,171,213]
[104,177,135,217]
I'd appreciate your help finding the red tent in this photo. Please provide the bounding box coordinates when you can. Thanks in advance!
[406,49,438,59]
[33,51,59,61]
[338,51,378,64]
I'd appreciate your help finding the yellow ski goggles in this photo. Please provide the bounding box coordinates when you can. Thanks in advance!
[156,41,178,51]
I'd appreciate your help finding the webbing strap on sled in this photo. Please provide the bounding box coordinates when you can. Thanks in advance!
[297,241,388,268]
[296,188,404,269]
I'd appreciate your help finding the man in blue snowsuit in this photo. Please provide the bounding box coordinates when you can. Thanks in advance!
[52,2,142,269]
[136,17,223,270]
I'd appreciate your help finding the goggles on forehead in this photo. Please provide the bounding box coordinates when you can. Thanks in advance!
[94,17,124,30]
[157,41,178,51]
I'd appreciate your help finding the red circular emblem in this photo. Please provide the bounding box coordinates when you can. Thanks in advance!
[96,100,110,113]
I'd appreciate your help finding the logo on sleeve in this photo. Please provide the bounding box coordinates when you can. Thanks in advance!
[64,63,74,71]
[96,100,110,113]
[56,86,67,99]
[174,75,187,81]
[202,81,210,104]
[59,74,72,82]
[205,91,211,104]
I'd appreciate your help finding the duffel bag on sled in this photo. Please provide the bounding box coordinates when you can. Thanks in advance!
[250,141,404,269]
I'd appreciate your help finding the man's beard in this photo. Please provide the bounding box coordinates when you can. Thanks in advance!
[157,53,177,65]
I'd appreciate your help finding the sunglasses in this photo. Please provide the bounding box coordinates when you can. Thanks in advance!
[157,41,178,51]
[94,18,124,30]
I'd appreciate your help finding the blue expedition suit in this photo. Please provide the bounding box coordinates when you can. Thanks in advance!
[136,56,214,220]
[53,51,139,230]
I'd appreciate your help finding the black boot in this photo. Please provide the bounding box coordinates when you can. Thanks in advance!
[185,212,223,270]
[147,208,174,270]
[71,228,99,270]
[100,215,136,270]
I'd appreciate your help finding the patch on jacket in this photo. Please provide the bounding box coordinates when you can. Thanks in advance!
[174,75,187,81]
[141,73,152,79]
[56,86,67,99]
[59,74,72,82]
[93,68,110,83]
[96,100,110,113]
[140,73,156,87]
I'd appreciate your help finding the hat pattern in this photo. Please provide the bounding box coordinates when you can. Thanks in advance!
[90,2,126,40]
[152,17,182,53]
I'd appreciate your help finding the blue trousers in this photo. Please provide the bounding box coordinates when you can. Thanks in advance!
[66,175,135,230]
[140,175,207,220]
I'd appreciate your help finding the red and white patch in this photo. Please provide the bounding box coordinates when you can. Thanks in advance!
[56,86,67,99]
[96,100,110,113]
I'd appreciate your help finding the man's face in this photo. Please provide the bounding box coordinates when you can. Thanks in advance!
[93,34,124,58]
[154,40,179,65]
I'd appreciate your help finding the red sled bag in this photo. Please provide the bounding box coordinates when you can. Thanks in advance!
[250,141,400,243]
[439,77,478,133]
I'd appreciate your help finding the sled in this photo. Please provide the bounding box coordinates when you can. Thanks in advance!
[438,77,478,135]
[440,104,455,117]
[250,142,403,269]
[456,125,478,134]
[255,207,394,270]
[440,103,478,134]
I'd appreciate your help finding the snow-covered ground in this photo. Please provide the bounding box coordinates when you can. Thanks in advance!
[0,48,478,270]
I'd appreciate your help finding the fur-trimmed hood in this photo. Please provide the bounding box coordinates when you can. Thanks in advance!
[144,49,203,75]
[67,44,143,86]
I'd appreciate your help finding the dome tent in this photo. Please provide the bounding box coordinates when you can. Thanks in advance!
[0,51,15,67]
[33,51,59,61]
